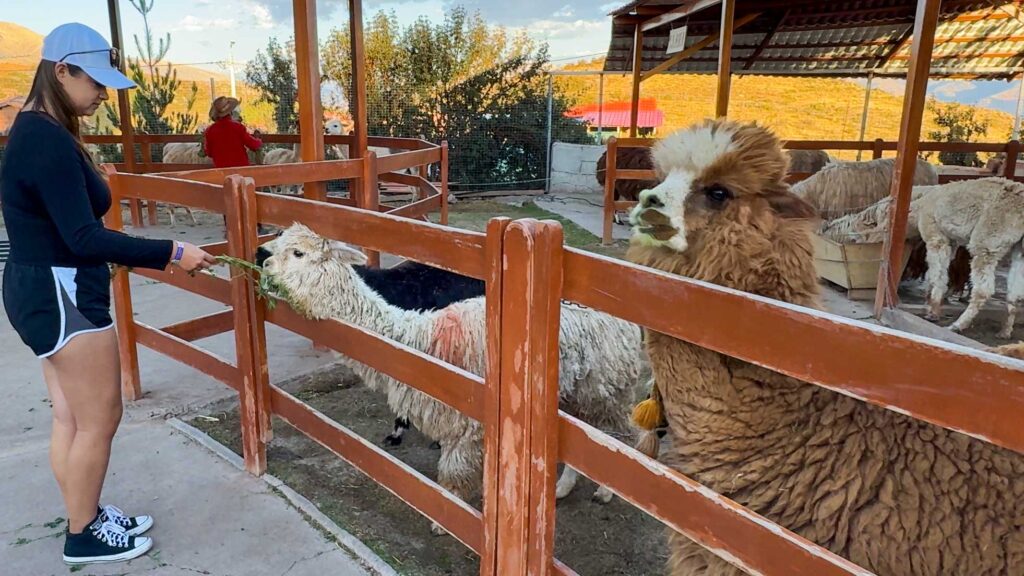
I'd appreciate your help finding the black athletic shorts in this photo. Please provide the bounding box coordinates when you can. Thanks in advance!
[2,262,114,358]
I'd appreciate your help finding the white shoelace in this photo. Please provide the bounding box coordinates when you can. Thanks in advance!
[93,520,130,548]
[101,504,132,528]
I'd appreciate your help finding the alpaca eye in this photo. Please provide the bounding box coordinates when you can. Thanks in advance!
[292,250,305,258]
[704,185,731,206]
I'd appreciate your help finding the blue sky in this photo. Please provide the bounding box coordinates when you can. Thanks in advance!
[5,0,1022,117]
[4,0,614,70]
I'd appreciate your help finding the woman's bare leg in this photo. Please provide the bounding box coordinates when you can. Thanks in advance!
[47,329,123,533]
[42,361,76,501]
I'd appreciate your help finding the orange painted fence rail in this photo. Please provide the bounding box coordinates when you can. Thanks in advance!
[107,166,1024,575]
[600,136,1023,244]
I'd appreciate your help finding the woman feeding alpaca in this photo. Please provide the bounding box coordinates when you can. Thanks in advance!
[0,22,215,565]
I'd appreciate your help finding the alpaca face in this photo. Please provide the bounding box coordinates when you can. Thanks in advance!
[324,119,353,136]
[628,119,809,254]
[260,223,367,298]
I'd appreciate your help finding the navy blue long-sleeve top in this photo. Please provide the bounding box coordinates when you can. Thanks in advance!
[1,111,172,270]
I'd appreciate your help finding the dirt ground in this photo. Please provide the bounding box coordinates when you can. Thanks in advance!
[190,363,667,576]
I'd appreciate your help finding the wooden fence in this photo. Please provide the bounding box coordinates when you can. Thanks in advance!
[601,136,1023,244]
[104,160,1024,575]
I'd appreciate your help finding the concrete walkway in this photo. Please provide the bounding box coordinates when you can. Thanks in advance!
[0,221,378,576]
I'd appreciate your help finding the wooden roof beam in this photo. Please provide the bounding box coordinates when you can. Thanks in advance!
[641,12,760,81]
[642,0,722,32]
[875,24,915,70]
[743,9,788,70]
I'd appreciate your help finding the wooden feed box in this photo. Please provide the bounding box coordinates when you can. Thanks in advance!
[813,234,912,301]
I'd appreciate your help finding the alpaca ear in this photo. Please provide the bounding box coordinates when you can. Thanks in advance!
[767,191,819,220]
[327,240,369,265]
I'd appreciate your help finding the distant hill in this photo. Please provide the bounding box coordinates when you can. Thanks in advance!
[557,58,1015,160]
[0,21,277,132]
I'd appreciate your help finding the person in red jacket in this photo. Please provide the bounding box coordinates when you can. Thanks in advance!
[202,96,261,168]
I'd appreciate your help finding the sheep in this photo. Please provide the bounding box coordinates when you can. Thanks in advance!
[261,143,304,196]
[627,118,1024,576]
[255,244,486,446]
[792,156,939,220]
[820,178,1024,337]
[260,223,649,533]
[159,140,210,226]
[785,148,832,174]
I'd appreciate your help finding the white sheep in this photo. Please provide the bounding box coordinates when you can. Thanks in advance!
[261,223,649,534]
[792,156,938,219]
[819,177,1024,338]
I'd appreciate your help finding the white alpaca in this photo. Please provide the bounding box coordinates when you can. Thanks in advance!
[324,118,413,175]
[261,223,648,534]
[792,156,938,219]
[818,177,1024,337]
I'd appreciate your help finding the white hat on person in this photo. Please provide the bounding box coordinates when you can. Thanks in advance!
[41,23,135,90]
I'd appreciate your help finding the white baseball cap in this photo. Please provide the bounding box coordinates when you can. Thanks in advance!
[41,23,135,90]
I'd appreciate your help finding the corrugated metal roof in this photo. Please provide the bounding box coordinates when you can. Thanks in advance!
[575,109,665,128]
[604,0,1024,79]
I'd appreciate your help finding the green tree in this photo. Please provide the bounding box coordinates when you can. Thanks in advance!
[245,38,299,133]
[321,6,590,188]
[927,97,990,167]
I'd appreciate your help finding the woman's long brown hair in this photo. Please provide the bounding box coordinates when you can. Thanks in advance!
[25,60,100,171]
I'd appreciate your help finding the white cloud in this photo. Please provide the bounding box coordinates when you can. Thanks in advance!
[526,18,605,41]
[553,4,575,18]
[250,4,275,29]
[979,97,994,107]
[990,82,1021,102]
[932,80,976,100]
[599,2,621,13]
[173,15,237,32]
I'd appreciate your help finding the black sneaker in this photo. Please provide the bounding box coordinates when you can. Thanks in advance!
[63,518,152,565]
[99,504,153,536]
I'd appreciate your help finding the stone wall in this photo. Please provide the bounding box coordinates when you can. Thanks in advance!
[549,142,604,195]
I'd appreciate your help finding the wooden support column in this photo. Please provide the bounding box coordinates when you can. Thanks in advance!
[107,0,142,227]
[629,23,643,137]
[349,0,370,201]
[293,0,326,201]
[856,72,874,161]
[874,0,940,316]
[716,0,736,118]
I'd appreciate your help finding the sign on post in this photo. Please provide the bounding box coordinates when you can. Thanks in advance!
[666,25,688,54]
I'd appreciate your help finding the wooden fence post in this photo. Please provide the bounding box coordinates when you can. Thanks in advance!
[441,141,450,226]
[480,217,509,576]
[873,138,885,159]
[140,143,157,226]
[239,178,274,444]
[603,137,618,245]
[1004,140,1020,180]
[359,152,381,268]
[224,175,268,474]
[490,219,564,576]
[104,166,142,400]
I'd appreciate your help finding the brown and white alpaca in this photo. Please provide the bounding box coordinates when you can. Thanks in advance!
[628,119,1024,576]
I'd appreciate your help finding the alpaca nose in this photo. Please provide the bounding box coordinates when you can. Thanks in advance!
[639,190,664,210]
[255,246,271,266]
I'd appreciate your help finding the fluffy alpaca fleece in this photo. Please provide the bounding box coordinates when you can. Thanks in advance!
[256,244,486,445]
[785,148,831,174]
[826,178,1024,336]
[261,224,646,532]
[628,119,1024,576]
[792,156,938,220]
